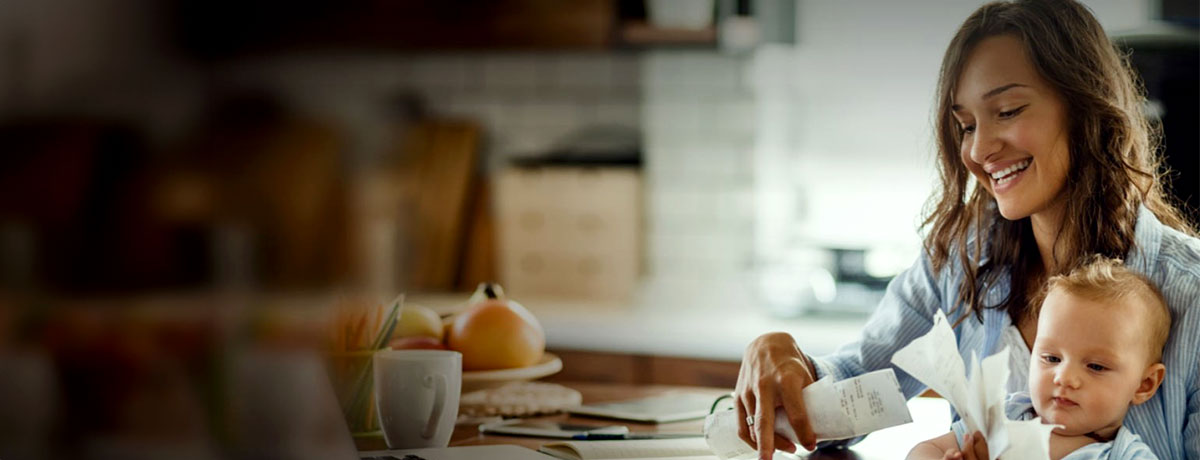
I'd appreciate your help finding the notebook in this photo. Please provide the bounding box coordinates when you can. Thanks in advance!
[537,438,717,460]
[361,444,555,460]
[567,393,717,423]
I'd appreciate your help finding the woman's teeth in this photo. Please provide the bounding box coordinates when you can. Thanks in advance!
[992,159,1031,185]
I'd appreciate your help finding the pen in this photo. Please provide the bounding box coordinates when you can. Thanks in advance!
[571,432,704,440]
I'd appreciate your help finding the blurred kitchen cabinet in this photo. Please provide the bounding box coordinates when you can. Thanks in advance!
[547,349,739,388]
[155,96,354,290]
[175,0,616,56]
[0,122,179,291]
[457,179,498,292]
[495,167,641,301]
[545,349,640,384]
[365,120,481,292]
[400,121,480,291]
[240,119,349,288]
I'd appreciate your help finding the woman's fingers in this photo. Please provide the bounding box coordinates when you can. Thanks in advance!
[778,365,816,450]
[772,433,796,453]
[754,380,776,460]
[733,332,817,460]
[736,396,754,447]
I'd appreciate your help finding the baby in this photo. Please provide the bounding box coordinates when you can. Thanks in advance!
[909,257,1170,460]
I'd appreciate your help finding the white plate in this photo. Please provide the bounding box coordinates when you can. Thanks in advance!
[461,353,562,393]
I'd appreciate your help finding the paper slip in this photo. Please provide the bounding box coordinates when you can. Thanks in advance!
[703,369,911,460]
[891,309,1055,460]
[798,368,912,441]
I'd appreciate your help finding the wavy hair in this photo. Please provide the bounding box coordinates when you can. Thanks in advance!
[922,0,1197,325]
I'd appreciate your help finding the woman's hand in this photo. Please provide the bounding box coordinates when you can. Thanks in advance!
[943,432,990,460]
[735,332,819,460]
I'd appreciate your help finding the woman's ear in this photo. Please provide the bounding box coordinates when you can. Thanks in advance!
[1131,362,1166,405]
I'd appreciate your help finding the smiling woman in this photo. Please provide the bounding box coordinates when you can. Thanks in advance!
[946,33,1077,314]
[733,1,1200,459]
[951,35,1072,229]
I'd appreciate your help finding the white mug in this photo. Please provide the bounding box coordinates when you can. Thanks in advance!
[374,349,462,449]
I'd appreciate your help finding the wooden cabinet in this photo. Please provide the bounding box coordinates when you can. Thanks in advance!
[176,0,616,57]
[173,0,724,57]
[547,349,741,388]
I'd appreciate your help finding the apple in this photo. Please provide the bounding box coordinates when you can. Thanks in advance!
[394,304,444,340]
[390,336,447,350]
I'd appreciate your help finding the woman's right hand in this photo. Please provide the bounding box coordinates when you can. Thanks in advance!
[735,331,819,460]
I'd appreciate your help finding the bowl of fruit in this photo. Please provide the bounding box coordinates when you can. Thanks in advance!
[389,283,560,393]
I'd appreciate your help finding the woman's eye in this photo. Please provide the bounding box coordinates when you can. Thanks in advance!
[998,105,1028,119]
[960,124,976,135]
[1087,363,1106,372]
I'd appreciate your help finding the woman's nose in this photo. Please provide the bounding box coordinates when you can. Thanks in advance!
[968,124,1002,165]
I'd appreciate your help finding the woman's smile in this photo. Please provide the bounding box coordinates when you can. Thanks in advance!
[986,158,1032,194]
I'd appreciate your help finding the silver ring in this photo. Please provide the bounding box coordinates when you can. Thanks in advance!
[746,415,755,426]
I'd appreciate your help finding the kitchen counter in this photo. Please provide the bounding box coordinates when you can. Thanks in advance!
[409,279,872,362]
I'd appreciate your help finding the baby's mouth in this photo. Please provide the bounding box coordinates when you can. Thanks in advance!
[1052,396,1078,408]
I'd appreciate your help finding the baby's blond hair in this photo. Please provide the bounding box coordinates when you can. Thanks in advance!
[1041,256,1171,363]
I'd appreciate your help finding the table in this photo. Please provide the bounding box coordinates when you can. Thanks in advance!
[357,381,952,459]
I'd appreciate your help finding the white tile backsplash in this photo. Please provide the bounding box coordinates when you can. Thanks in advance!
[680,53,744,89]
[482,54,551,92]
[592,102,640,128]
[217,49,758,287]
[640,49,758,282]
[519,102,582,129]
[410,55,474,90]
[551,55,613,89]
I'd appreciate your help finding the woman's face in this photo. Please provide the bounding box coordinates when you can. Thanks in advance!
[952,34,1071,221]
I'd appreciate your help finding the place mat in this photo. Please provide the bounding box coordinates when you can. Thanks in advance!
[458,381,582,418]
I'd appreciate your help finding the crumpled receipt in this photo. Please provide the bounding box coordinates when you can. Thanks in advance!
[890,309,1056,460]
[704,369,912,460]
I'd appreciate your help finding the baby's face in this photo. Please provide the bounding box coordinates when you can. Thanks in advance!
[1029,291,1153,438]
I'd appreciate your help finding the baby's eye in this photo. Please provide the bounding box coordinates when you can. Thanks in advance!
[1041,355,1060,364]
[1087,363,1107,372]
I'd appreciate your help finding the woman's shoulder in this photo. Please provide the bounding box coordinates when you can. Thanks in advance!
[1145,225,1200,322]
[1153,224,1200,281]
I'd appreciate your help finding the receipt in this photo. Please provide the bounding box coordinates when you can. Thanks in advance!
[704,369,912,460]
[798,369,913,441]
[891,309,1053,460]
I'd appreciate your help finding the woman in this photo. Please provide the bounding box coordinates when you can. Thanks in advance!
[734,1,1200,459]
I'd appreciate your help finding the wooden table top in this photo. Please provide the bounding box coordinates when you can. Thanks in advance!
[357,381,952,459]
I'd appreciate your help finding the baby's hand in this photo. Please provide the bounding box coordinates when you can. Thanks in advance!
[943,432,990,460]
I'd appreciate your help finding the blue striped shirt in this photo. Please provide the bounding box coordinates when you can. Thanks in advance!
[808,206,1200,459]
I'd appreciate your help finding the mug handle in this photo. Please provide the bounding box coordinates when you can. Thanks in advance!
[420,374,447,440]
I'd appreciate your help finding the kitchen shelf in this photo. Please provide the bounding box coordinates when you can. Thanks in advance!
[617,20,718,47]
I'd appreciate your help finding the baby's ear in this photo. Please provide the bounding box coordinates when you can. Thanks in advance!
[1131,363,1166,405]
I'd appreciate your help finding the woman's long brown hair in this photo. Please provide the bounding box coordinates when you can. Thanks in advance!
[923,0,1197,325]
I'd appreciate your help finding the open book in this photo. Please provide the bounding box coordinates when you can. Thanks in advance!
[537,438,717,460]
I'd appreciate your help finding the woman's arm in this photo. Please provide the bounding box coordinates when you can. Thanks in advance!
[736,252,958,458]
